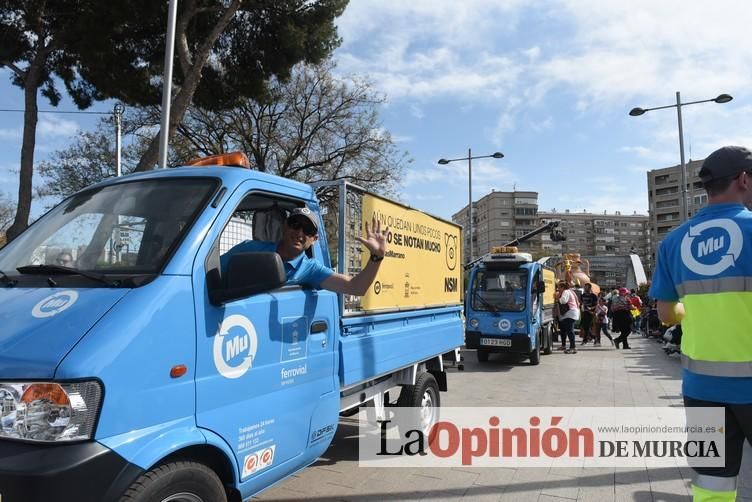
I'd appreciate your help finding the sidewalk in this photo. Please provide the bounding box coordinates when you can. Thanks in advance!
[256,333,751,501]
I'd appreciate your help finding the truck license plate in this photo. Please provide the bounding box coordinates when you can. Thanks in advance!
[481,338,511,347]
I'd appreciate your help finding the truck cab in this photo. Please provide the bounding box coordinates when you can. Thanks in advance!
[464,247,554,364]
[0,158,463,502]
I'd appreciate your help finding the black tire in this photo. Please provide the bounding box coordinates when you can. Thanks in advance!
[542,326,553,355]
[120,461,227,502]
[398,372,441,436]
[529,334,541,365]
[476,349,490,362]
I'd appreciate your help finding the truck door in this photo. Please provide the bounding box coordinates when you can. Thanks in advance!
[192,185,339,493]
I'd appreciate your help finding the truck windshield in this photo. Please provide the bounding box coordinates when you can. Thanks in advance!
[0,178,217,276]
[471,269,528,312]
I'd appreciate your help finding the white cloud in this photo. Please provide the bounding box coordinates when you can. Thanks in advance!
[0,127,21,141]
[409,104,424,120]
[37,115,80,138]
[529,116,554,133]
[335,1,752,140]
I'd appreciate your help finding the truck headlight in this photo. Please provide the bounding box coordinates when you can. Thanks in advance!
[515,320,526,330]
[469,319,479,328]
[0,381,102,442]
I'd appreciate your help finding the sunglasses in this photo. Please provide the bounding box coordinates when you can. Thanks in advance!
[288,219,317,236]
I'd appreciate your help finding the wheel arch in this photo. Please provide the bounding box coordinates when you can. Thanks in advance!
[159,444,241,502]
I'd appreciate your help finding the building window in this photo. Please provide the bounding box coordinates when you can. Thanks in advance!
[693,194,708,206]
[656,186,679,196]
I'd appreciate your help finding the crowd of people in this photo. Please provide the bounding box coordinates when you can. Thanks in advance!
[553,281,646,354]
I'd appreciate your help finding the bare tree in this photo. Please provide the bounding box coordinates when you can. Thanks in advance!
[36,61,407,213]
[171,60,408,196]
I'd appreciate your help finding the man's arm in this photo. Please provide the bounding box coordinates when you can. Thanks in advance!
[657,300,685,325]
[320,215,388,296]
[321,259,382,296]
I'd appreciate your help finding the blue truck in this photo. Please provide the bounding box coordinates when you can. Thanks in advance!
[0,156,463,501]
[464,222,563,364]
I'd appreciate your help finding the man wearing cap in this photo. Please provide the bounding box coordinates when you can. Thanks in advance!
[222,206,388,296]
[649,146,752,502]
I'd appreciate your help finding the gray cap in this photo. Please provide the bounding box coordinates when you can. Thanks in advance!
[287,207,318,230]
[698,146,752,182]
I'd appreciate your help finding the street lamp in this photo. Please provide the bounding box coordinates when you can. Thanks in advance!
[629,92,733,222]
[158,0,179,169]
[438,149,504,262]
[113,103,125,177]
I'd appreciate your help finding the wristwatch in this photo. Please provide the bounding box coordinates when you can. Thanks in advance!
[370,253,385,263]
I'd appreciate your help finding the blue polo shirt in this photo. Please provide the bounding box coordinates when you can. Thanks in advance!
[221,240,334,289]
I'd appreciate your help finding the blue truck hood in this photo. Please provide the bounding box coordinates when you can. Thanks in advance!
[0,288,130,379]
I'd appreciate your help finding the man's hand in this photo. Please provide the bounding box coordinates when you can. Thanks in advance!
[356,215,389,259]
[320,215,389,296]
[657,300,685,326]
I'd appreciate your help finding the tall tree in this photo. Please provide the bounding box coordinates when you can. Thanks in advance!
[69,0,348,172]
[0,0,104,240]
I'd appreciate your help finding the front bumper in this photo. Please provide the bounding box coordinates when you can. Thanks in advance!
[465,331,533,353]
[0,439,142,502]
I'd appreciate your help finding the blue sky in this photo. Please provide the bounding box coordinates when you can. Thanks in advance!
[2,0,752,221]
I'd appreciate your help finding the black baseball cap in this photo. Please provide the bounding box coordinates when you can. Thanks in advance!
[698,146,752,182]
[287,207,318,231]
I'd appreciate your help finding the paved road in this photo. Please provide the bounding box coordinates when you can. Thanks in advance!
[256,334,752,501]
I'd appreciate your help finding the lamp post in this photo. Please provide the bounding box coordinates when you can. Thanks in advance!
[113,103,125,177]
[629,92,733,222]
[438,149,504,262]
[158,0,179,169]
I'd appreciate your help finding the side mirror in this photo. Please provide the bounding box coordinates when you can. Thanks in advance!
[537,281,546,293]
[212,252,286,304]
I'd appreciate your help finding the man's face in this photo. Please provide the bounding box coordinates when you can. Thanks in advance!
[282,216,318,253]
[584,285,591,292]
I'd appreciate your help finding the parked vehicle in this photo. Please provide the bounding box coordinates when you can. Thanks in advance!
[0,154,463,502]
[464,222,563,364]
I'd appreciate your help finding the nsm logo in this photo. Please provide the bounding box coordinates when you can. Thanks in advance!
[444,277,458,292]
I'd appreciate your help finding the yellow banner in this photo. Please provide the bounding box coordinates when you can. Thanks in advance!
[360,194,462,310]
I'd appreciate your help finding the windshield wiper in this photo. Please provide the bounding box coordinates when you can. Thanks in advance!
[474,291,499,312]
[16,265,120,287]
[0,269,17,287]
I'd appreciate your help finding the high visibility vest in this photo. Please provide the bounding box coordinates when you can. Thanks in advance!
[649,203,752,401]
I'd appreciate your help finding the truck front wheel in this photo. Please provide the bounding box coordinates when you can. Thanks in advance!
[542,326,553,355]
[120,461,227,502]
[529,335,541,365]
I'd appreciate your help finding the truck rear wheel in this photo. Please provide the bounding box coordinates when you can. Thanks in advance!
[398,372,440,435]
[120,461,227,502]
[476,349,490,362]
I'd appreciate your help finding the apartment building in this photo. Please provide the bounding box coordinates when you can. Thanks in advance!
[452,190,649,277]
[452,190,539,261]
[538,210,648,254]
[646,159,706,266]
